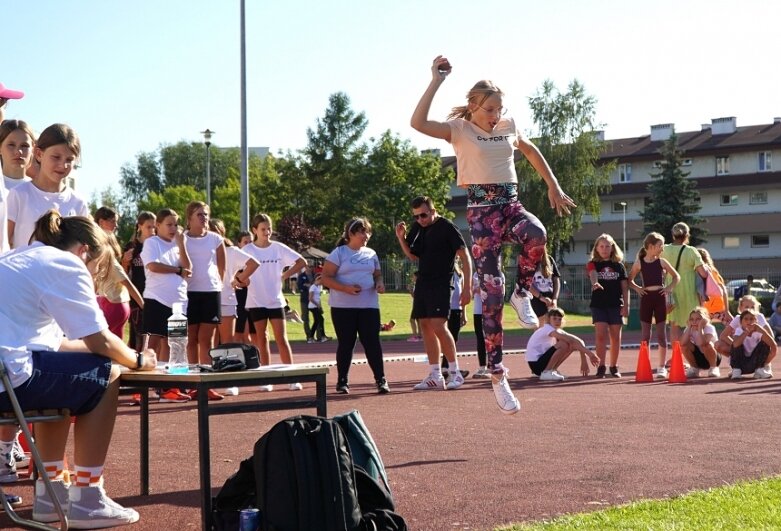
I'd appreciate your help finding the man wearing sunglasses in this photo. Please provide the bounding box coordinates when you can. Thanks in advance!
[396,196,472,391]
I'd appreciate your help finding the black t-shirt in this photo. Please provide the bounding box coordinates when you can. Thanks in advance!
[588,260,627,308]
[123,240,146,304]
[406,217,466,285]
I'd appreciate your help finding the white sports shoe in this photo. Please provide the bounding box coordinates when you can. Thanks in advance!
[539,369,566,381]
[413,373,445,391]
[68,483,139,529]
[491,370,521,415]
[707,367,721,378]
[730,368,742,379]
[445,371,465,390]
[509,290,539,329]
[655,367,668,379]
[472,367,491,379]
[289,383,303,391]
[224,387,239,396]
[258,384,274,392]
[32,478,70,523]
[754,367,773,379]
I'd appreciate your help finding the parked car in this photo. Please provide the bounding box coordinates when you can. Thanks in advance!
[725,278,776,300]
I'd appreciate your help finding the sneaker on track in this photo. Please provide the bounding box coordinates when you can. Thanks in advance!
[472,367,491,379]
[376,377,390,394]
[540,369,566,381]
[224,387,240,396]
[13,438,29,469]
[258,384,274,392]
[289,383,303,391]
[158,389,190,403]
[413,373,445,391]
[491,370,521,415]
[730,368,742,379]
[446,371,465,390]
[655,367,668,379]
[32,478,69,523]
[67,483,139,529]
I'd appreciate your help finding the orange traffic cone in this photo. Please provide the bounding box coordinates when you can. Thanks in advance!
[635,341,653,382]
[668,341,688,383]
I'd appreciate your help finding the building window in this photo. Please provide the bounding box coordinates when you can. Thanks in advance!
[723,236,740,249]
[618,163,632,183]
[716,156,730,175]
[720,194,738,206]
[612,201,628,213]
[750,191,768,204]
[682,158,693,166]
[758,151,772,172]
[751,235,770,248]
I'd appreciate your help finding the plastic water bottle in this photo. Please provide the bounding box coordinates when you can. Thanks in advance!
[167,302,189,374]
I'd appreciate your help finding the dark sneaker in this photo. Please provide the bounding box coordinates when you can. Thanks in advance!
[609,366,622,378]
[376,378,390,394]
[596,365,606,378]
[336,378,350,394]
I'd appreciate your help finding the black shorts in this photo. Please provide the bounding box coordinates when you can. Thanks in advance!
[411,282,450,320]
[692,346,722,369]
[235,288,256,334]
[640,290,666,324]
[531,292,553,318]
[528,346,556,376]
[248,307,285,322]
[591,306,623,325]
[187,291,222,325]
[142,298,173,336]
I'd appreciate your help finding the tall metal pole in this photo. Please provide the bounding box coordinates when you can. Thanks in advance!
[201,129,214,204]
[620,201,627,252]
[239,0,249,231]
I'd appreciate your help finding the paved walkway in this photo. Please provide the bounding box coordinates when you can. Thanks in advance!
[3,333,780,530]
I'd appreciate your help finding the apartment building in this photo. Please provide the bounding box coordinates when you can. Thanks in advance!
[444,117,781,283]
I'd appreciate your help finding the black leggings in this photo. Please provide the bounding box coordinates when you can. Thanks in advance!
[474,313,487,367]
[310,307,325,340]
[330,307,385,382]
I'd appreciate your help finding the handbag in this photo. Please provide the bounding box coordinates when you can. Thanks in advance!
[666,245,686,313]
[209,343,260,371]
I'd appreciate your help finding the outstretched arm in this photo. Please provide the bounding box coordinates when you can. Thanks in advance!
[410,56,452,141]
[515,136,576,216]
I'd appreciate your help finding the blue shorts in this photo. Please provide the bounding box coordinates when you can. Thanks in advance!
[591,306,623,325]
[0,351,112,416]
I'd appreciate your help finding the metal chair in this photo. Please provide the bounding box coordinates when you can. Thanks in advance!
[0,358,69,530]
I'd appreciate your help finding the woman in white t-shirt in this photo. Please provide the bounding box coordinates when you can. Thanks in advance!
[321,217,389,395]
[208,219,259,346]
[7,124,90,249]
[411,56,576,415]
[140,208,191,365]
[242,214,305,389]
[0,120,36,254]
[0,211,155,526]
[183,202,226,371]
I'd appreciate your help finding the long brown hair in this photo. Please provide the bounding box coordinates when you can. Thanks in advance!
[32,210,111,274]
[638,232,664,260]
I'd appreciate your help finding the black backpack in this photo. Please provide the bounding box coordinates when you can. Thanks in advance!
[254,415,362,531]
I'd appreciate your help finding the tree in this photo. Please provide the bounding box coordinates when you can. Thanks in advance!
[275,214,323,252]
[641,133,706,245]
[138,185,205,222]
[516,80,613,261]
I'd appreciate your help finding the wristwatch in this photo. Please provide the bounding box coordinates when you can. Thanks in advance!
[136,351,144,370]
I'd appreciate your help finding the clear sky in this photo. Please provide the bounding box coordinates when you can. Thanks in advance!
[3,0,778,201]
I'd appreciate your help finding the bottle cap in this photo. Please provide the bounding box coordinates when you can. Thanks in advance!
[172,302,183,315]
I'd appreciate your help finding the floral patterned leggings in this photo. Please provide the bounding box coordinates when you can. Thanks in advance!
[466,187,547,369]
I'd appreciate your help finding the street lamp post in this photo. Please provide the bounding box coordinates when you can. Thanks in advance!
[619,201,627,253]
[201,129,214,204]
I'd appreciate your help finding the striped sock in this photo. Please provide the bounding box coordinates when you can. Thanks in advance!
[42,460,65,481]
[74,465,104,487]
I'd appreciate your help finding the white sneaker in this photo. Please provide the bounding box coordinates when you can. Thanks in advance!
[446,371,465,390]
[655,367,668,379]
[540,369,566,381]
[32,478,70,523]
[707,367,721,378]
[685,366,700,378]
[289,383,303,391]
[13,437,29,469]
[0,448,17,484]
[224,387,239,396]
[472,367,491,379]
[730,368,742,379]
[754,367,773,379]
[68,483,139,529]
[491,370,521,415]
[259,384,274,392]
[509,290,539,329]
[413,373,445,391]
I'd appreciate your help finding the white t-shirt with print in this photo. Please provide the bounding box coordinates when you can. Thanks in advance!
[140,236,188,308]
[221,246,257,307]
[525,323,557,362]
[447,117,522,186]
[308,284,323,309]
[0,242,107,391]
[7,181,90,249]
[185,231,224,292]
[243,241,302,309]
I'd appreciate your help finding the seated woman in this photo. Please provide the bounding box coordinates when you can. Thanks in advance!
[729,309,777,380]
[0,211,156,528]
[680,307,721,378]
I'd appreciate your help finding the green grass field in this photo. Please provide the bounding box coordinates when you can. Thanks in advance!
[282,292,593,342]
[499,476,781,530]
